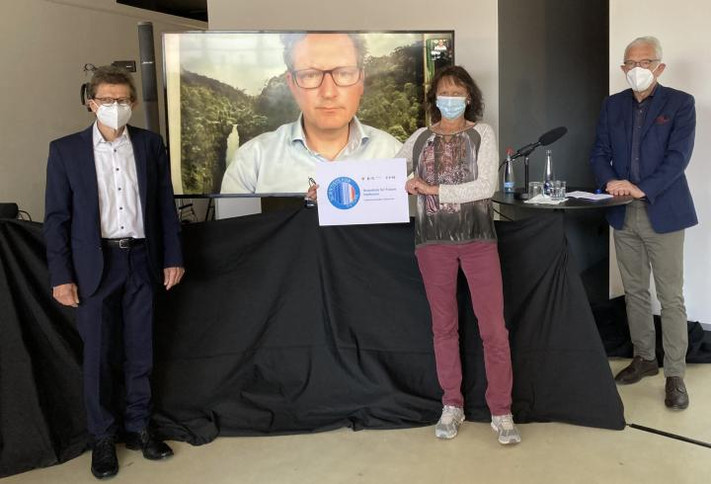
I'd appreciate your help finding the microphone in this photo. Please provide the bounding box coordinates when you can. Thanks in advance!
[511,126,568,160]
[539,126,567,146]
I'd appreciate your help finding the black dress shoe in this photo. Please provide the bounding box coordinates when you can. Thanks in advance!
[614,356,659,384]
[665,376,689,410]
[91,437,118,479]
[125,429,174,460]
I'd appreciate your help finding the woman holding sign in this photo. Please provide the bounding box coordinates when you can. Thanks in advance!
[398,66,520,444]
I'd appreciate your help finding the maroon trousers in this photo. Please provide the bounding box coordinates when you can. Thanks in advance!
[416,241,513,415]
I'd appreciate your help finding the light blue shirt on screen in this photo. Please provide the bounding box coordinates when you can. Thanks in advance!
[220,115,403,194]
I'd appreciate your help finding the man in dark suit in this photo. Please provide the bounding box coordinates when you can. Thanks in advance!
[590,36,696,410]
[44,65,185,479]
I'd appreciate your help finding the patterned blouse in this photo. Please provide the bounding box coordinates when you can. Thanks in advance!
[397,123,499,247]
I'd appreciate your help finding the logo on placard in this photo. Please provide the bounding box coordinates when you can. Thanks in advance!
[327,177,360,210]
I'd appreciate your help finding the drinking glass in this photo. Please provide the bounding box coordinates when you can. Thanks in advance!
[553,180,567,200]
[528,181,544,198]
[551,180,567,200]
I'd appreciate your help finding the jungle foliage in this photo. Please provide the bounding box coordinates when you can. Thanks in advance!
[179,42,427,194]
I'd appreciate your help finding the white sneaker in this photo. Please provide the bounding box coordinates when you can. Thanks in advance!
[435,405,465,439]
[491,414,521,445]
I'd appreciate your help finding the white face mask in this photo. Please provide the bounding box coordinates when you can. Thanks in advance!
[95,102,132,130]
[626,66,657,92]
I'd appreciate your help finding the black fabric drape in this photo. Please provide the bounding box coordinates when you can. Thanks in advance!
[150,208,441,442]
[593,297,711,363]
[0,221,87,478]
[1,210,627,478]
[495,214,626,428]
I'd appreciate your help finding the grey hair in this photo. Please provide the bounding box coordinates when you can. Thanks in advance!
[624,36,663,61]
[281,33,367,71]
[87,65,138,101]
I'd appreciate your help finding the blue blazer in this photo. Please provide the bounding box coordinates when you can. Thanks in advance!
[590,84,697,233]
[44,125,183,296]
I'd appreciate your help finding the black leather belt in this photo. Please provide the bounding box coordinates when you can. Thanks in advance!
[102,237,146,249]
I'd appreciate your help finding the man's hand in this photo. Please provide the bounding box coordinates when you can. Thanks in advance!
[53,283,79,307]
[606,179,646,199]
[164,266,185,290]
[306,183,319,202]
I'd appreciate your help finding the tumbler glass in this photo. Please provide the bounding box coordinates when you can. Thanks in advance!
[528,181,544,198]
[551,180,567,200]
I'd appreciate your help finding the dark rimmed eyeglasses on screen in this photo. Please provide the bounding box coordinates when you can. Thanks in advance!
[291,66,363,89]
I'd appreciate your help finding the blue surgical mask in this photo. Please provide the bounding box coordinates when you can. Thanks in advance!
[436,96,467,120]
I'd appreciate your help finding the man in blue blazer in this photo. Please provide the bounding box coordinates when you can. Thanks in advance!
[44,66,185,479]
[590,36,697,410]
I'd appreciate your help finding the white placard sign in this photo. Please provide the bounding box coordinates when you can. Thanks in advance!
[315,158,409,226]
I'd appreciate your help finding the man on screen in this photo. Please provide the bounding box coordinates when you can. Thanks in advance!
[220,33,402,194]
[590,36,697,410]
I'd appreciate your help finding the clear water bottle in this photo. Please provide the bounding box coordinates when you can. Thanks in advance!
[503,148,515,193]
[543,149,554,195]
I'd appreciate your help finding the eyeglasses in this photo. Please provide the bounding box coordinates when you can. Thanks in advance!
[291,66,362,89]
[92,97,132,107]
[622,59,660,69]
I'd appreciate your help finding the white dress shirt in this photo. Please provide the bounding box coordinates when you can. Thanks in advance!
[92,123,145,238]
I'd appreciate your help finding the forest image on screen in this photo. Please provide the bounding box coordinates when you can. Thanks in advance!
[164,31,454,196]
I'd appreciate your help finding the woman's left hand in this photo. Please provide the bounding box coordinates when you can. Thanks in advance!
[405,176,439,195]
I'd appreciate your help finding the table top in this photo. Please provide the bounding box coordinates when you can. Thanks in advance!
[492,189,634,210]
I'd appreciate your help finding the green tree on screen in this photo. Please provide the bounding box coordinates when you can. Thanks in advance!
[179,40,439,193]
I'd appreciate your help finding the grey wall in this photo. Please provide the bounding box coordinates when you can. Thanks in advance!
[0,0,205,221]
[611,0,711,325]
[498,0,609,303]
[499,0,608,188]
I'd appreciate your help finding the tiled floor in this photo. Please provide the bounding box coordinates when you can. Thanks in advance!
[6,359,710,484]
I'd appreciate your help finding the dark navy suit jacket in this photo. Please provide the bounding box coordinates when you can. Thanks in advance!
[590,84,697,233]
[44,124,183,296]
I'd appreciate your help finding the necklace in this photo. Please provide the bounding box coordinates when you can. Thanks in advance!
[432,120,472,136]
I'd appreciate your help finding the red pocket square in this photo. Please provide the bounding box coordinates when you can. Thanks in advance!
[655,115,670,124]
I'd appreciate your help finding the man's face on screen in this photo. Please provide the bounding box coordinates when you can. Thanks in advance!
[287,33,364,140]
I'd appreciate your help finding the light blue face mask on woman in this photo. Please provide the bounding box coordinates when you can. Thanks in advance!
[436,96,467,120]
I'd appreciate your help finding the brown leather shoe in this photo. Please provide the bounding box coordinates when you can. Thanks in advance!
[665,377,689,410]
[614,356,659,384]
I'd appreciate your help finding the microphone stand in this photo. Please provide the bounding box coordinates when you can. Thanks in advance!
[506,127,567,200]
[512,144,539,200]
[518,154,532,200]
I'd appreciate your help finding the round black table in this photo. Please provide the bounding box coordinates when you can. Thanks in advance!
[492,189,633,305]
[492,190,633,210]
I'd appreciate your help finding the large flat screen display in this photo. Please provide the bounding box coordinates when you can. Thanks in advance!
[163,31,454,196]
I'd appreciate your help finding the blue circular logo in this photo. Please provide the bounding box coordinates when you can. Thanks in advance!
[327,177,361,210]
